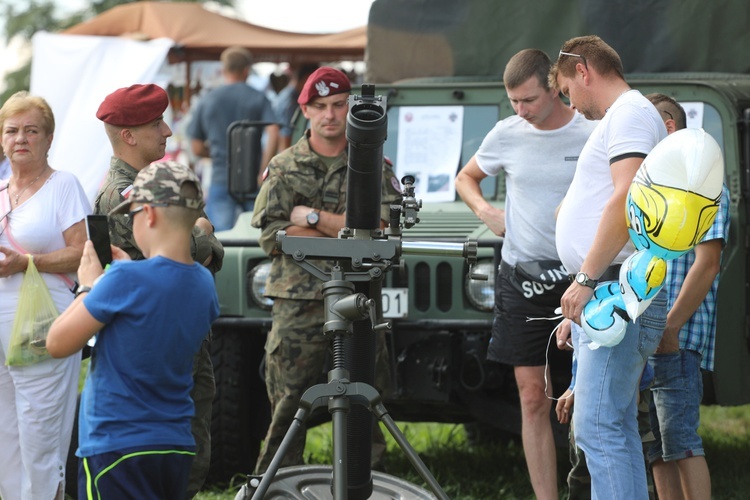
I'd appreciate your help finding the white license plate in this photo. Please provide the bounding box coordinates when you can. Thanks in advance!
[381,288,408,319]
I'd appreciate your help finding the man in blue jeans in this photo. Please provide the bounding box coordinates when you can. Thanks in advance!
[550,35,667,499]
[188,46,279,231]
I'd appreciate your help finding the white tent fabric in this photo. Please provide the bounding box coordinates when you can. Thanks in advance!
[30,32,174,204]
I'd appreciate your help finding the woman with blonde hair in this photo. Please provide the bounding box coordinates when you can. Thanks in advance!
[0,91,90,499]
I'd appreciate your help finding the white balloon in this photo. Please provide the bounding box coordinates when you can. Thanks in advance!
[640,128,723,199]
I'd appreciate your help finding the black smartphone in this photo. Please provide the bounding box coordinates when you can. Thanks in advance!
[85,215,113,266]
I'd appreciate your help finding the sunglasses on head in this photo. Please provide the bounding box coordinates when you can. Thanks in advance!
[558,50,588,69]
[126,202,170,219]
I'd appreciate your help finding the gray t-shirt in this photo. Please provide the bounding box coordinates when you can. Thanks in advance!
[475,112,597,265]
[188,82,279,187]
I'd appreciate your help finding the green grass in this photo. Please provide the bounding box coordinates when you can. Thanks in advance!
[196,404,750,499]
[698,405,750,500]
[75,361,750,499]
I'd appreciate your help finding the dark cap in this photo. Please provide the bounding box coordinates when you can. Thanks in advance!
[96,84,169,127]
[297,67,351,105]
[109,161,204,215]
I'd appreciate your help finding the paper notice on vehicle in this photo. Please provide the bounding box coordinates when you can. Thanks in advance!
[396,106,464,203]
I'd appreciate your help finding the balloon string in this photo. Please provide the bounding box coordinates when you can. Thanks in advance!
[526,314,575,402]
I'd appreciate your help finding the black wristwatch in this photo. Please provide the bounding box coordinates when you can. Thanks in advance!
[575,272,598,289]
[74,285,92,298]
[306,210,320,227]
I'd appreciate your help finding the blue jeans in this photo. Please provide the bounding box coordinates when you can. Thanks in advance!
[572,291,666,500]
[206,182,254,232]
[648,349,704,463]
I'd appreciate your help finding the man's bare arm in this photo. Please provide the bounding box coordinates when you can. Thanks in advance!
[191,138,210,158]
[261,124,281,170]
[455,156,506,236]
[657,239,722,352]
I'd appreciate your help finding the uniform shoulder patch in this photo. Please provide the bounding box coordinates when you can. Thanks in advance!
[390,176,401,193]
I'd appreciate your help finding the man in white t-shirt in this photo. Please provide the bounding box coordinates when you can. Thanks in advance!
[455,48,596,500]
[550,36,667,499]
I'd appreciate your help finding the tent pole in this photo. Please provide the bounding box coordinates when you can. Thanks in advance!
[185,60,192,108]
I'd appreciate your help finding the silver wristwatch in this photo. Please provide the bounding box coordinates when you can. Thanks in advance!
[575,272,598,289]
[306,210,320,227]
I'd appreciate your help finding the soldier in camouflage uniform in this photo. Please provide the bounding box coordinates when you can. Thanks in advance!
[94,84,224,499]
[250,67,402,475]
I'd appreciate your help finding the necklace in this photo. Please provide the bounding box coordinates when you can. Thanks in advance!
[10,168,46,206]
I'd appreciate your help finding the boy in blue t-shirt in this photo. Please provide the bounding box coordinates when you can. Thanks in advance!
[47,161,220,499]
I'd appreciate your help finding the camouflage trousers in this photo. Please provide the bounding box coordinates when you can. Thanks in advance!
[567,388,656,500]
[186,337,216,499]
[254,298,390,475]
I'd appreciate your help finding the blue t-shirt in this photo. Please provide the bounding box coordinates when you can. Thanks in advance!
[77,257,219,457]
[187,82,278,186]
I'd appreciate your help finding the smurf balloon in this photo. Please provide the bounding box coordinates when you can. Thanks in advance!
[581,128,724,348]
[626,128,724,260]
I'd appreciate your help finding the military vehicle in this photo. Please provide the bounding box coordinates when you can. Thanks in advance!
[207,0,750,483]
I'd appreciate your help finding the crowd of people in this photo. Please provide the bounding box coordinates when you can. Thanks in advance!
[0,36,726,500]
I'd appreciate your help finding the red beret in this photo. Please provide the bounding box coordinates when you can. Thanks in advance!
[96,84,169,127]
[297,67,351,105]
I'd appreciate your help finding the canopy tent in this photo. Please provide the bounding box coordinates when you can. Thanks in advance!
[41,2,367,204]
[30,33,174,203]
[62,1,366,64]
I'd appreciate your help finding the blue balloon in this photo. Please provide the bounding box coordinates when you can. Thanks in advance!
[581,282,629,349]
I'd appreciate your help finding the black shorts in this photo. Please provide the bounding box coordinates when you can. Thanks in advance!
[79,445,193,500]
[487,263,571,370]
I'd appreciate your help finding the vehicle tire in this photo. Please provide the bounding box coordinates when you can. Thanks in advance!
[207,327,271,485]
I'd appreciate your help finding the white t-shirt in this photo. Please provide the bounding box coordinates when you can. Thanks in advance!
[0,170,91,329]
[475,113,597,265]
[556,90,667,273]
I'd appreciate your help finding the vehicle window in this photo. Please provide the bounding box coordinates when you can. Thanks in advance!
[380,102,724,200]
[384,105,501,200]
[699,103,724,153]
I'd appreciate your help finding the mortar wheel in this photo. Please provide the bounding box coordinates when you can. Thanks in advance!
[235,464,438,499]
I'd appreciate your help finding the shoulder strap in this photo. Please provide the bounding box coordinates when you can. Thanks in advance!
[1,182,10,234]
[1,186,75,289]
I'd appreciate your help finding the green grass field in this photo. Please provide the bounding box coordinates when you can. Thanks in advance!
[196,404,750,499]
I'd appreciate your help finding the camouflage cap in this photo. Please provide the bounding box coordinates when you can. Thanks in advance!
[109,161,205,215]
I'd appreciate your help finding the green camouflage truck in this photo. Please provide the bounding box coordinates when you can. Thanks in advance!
[207,0,750,482]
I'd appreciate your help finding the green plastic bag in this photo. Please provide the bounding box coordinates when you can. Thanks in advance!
[6,255,59,366]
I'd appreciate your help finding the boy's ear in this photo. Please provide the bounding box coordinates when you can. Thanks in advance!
[144,204,158,227]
